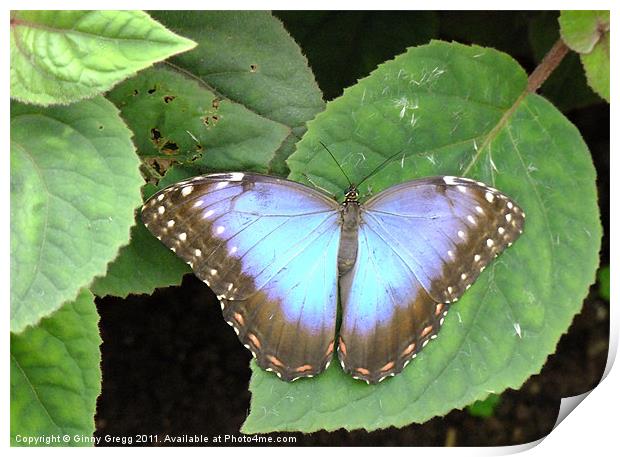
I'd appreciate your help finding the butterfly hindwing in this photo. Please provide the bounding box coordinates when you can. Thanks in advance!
[338,176,525,383]
[142,172,341,381]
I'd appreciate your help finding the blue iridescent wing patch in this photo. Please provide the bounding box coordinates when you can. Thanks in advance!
[141,173,341,381]
[338,176,525,382]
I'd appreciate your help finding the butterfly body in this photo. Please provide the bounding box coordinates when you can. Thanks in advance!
[142,172,524,384]
[337,191,361,275]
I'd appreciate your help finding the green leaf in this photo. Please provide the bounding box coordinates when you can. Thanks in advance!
[149,11,325,174]
[466,393,501,418]
[559,10,610,53]
[580,32,610,102]
[10,10,196,106]
[559,11,610,102]
[90,211,191,298]
[107,66,290,173]
[243,41,601,434]
[11,290,101,446]
[528,11,601,111]
[10,97,142,333]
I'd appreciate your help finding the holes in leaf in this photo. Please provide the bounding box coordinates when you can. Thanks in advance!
[203,115,221,127]
[132,89,139,96]
[212,98,221,109]
[147,87,157,94]
[161,141,179,155]
[250,63,258,72]
[163,95,176,103]
[151,128,162,142]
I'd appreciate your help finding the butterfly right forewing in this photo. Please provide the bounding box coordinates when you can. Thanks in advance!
[142,172,342,381]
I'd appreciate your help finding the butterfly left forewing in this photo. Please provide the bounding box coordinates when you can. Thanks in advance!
[142,172,341,381]
[338,176,525,383]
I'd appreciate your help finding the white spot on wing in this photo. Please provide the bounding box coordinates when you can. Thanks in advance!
[216,181,229,190]
[181,186,194,196]
[216,226,225,235]
[443,176,459,185]
[229,172,245,181]
[485,192,494,203]
[178,232,187,241]
[158,206,165,215]
[203,209,214,219]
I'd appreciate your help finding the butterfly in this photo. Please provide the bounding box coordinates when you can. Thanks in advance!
[141,170,524,384]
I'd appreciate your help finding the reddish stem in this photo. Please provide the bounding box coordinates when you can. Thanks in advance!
[527,38,570,93]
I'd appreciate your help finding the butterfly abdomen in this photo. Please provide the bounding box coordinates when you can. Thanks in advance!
[337,201,361,275]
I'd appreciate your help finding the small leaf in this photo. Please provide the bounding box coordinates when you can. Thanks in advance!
[528,11,601,111]
[559,10,610,53]
[10,97,143,333]
[10,10,196,106]
[243,41,601,434]
[11,290,101,446]
[580,32,610,102]
[149,11,325,174]
[466,393,501,418]
[559,10,610,102]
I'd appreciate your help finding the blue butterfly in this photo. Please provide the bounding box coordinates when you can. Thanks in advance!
[142,170,524,384]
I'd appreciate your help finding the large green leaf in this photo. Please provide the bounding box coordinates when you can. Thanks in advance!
[149,11,325,174]
[11,290,101,446]
[10,97,142,332]
[10,10,196,106]
[107,66,290,173]
[559,10,610,102]
[242,41,600,433]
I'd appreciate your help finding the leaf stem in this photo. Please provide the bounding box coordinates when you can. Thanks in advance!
[527,38,569,93]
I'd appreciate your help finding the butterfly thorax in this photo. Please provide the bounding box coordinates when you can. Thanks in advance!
[338,189,361,276]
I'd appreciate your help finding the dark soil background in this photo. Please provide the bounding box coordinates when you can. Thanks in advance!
[94,11,609,446]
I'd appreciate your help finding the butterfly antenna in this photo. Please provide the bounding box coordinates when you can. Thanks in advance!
[319,141,353,188]
[357,149,406,188]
